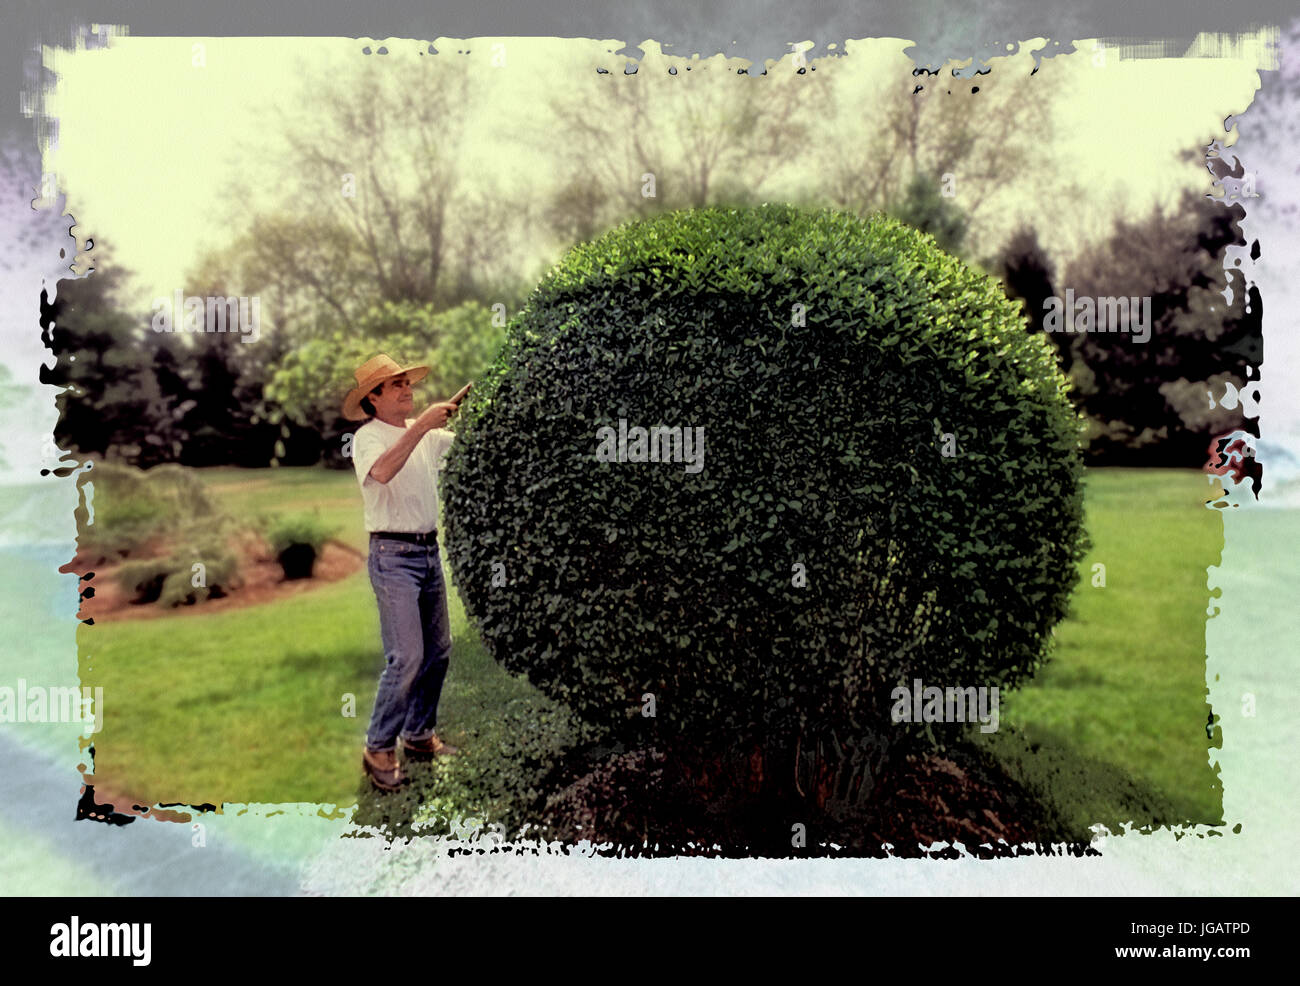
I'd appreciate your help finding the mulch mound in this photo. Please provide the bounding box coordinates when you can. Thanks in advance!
[526,738,1090,858]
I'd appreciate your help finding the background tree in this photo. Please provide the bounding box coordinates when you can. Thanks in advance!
[991,226,1056,328]
[39,257,184,468]
[202,56,533,348]
[529,53,834,251]
[265,300,502,467]
[818,58,1058,254]
[1058,187,1260,465]
[987,225,1068,373]
[885,170,970,255]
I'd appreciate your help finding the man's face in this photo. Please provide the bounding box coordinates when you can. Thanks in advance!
[371,374,414,419]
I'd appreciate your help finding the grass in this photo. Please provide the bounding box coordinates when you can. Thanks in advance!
[76,464,1227,833]
[973,467,1225,829]
[198,465,369,553]
[81,546,569,811]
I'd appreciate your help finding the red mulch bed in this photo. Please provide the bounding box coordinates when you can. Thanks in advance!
[61,534,364,623]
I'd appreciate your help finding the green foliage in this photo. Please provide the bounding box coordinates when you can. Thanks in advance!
[116,543,241,607]
[426,301,508,400]
[265,512,340,555]
[44,268,178,468]
[886,171,969,256]
[42,261,286,470]
[443,204,1091,755]
[1059,188,1260,465]
[263,300,439,432]
[158,546,240,607]
[115,557,175,603]
[264,300,503,466]
[79,460,228,562]
[82,460,244,607]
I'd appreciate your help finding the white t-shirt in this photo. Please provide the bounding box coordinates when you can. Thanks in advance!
[352,418,456,533]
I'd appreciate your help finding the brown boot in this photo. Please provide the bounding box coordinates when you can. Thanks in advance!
[401,733,460,762]
[362,747,406,791]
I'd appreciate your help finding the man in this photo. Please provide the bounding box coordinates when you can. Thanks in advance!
[342,353,471,792]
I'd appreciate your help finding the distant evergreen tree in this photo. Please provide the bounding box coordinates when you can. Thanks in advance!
[886,171,969,256]
[1057,188,1260,465]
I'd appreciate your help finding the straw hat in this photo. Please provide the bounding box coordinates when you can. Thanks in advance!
[342,354,429,421]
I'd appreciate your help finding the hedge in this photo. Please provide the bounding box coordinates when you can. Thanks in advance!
[442,203,1089,760]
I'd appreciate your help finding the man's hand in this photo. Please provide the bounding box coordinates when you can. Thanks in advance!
[413,384,472,434]
[413,401,461,434]
[368,399,458,485]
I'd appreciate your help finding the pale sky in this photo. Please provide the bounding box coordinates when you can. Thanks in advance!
[40,31,1275,315]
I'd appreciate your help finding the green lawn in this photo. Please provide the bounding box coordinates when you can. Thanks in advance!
[975,468,1227,830]
[77,465,1226,831]
[81,532,568,812]
[198,465,372,553]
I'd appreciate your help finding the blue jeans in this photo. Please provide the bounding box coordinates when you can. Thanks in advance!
[365,534,452,753]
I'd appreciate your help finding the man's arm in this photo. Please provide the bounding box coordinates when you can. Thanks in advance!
[368,402,458,485]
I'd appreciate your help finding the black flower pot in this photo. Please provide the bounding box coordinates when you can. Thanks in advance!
[277,543,317,580]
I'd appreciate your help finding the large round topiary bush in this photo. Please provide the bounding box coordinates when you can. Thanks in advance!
[442,203,1088,774]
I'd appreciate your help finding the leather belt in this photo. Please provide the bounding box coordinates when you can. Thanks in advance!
[371,530,437,545]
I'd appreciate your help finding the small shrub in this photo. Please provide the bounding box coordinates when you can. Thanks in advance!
[266,513,339,580]
[158,547,241,607]
[83,460,248,607]
[115,558,175,604]
[78,459,226,563]
[116,544,241,607]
